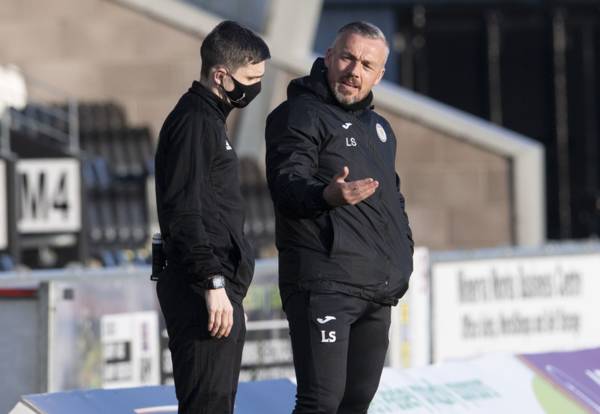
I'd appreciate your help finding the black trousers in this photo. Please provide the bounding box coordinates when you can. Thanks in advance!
[284,291,391,414]
[157,269,246,414]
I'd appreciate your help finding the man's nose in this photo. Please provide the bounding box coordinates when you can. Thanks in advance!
[346,60,360,77]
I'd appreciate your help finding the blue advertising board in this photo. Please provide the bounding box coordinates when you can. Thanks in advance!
[16,379,296,414]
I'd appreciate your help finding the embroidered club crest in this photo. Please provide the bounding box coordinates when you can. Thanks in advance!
[376,123,387,143]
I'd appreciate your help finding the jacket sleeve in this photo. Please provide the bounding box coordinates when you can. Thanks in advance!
[396,174,415,253]
[386,118,415,253]
[265,102,331,219]
[161,112,224,282]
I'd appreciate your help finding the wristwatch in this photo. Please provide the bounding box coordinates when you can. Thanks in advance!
[204,275,226,289]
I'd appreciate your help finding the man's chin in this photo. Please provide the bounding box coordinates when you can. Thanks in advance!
[333,90,358,106]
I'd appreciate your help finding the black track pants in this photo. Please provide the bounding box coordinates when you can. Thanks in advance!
[156,270,246,414]
[284,291,391,414]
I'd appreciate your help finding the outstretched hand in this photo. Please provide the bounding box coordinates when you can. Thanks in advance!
[323,166,379,207]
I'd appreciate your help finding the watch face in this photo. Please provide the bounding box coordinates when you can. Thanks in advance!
[212,276,225,289]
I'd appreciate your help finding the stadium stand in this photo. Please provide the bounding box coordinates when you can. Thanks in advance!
[77,103,152,266]
[240,157,276,257]
[3,95,277,269]
[4,99,154,268]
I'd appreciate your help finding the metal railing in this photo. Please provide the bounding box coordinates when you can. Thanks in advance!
[0,69,79,156]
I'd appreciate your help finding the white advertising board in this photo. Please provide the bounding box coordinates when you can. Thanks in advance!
[17,159,81,233]
[390,247,431,368]
[100,311,160,389]
[369,351,592,414]
[0,160,7,249]
[432,253,600,362]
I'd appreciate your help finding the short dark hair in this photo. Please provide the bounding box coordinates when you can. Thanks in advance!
[200,20,271,79]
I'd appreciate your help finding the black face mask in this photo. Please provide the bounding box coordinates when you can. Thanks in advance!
[222,74,261,108]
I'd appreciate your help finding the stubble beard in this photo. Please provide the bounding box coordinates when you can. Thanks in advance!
[333,82,360,106]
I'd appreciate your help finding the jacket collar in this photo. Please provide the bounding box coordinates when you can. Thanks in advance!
[188,80,233,121]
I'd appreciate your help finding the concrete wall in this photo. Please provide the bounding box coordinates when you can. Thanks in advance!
[0,0,203,136]
[381,111,513,249]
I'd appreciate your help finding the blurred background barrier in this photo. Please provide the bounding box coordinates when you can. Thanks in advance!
[9,348,600,413]
[9,379,297,414]
[2,242,600,411]
[0,259,288,412]
[0,254,427,412]
[430,242,600,363]
[368,348,600,413]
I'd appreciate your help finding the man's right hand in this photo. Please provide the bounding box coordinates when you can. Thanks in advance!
[323,166,379,207]
[204,288,233,338]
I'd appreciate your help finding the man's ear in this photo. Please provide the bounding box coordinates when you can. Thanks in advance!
[212,66,227,86]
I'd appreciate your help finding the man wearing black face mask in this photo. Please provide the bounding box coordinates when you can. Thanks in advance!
[221,70,263,108]
[154,21,270,414]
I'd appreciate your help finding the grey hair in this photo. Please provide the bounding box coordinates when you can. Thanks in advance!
[334,21,389,50]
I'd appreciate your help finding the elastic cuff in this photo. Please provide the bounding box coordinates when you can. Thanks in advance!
[188,269,222,291]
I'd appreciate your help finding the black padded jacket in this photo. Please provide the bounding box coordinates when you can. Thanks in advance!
[266,58,414,306]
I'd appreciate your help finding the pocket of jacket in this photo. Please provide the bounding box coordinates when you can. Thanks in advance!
[328,211,341,257]
[328,211,359,258]
[328,209,378,259]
